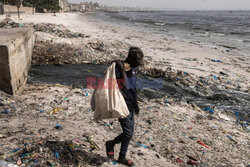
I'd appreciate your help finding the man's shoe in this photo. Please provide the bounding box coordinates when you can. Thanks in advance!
[118,157,135,167]
[105,140,115,159]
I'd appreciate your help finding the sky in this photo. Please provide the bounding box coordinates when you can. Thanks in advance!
[69,0,250,10]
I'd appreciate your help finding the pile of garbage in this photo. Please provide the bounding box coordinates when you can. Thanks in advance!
[0,17,23,28]
[32,41,126,65]
[0,139,107,166]
[140,64,249,95]
[26,23,88,38]
[32,41,83,65]
[0,18,89,38]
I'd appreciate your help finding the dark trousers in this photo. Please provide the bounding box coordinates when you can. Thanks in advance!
[113,109,134,158]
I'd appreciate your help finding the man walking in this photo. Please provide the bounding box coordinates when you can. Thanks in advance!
[105,47,144,167]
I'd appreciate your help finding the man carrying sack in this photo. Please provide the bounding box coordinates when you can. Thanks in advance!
[105,47,144,166]
[91,46,144,166]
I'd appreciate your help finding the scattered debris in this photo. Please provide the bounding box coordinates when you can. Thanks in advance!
[0,16,23,28]
[30,23,88,38]
[197,140,212,149]
[187,159,200,165]
[227,135,237,144]
[0,139,107,166]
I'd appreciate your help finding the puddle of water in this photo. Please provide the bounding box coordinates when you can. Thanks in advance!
[28,64,108,87]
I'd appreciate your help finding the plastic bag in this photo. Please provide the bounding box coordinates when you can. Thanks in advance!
[92,62,129,121]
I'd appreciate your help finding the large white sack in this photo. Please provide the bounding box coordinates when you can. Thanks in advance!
[92,62,129,121]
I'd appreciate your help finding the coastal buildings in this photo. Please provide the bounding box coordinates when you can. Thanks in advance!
[68,1,99,12]
[79,2,93,12]
[69,3,81,12]
[59,0,69,13]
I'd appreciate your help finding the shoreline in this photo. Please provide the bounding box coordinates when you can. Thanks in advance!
[90,11,250,56]
[2,13,248,87]
[0,13,249,167]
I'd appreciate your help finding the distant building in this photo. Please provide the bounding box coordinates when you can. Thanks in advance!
[79,2,92,12]
[59,0,69,12]
[69,1,98,12]
[69,3,81,12]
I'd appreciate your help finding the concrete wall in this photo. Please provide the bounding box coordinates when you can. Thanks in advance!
[0,28,35,95]
[2,5,34,14]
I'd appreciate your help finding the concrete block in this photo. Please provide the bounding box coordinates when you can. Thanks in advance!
[0,28,35,94]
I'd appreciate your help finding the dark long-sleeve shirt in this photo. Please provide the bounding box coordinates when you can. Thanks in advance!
[115,65,138,112]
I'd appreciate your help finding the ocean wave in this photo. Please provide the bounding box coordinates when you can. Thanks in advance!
[243,39,250,43]
[154,22,166,26]
[106,11,250,37]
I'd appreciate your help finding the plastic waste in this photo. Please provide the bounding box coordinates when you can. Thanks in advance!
[55,151,59,160]
[203,107,214,114]
[0,17,22,28]
[187,159,200,165]
[211,59,221,62]
[36,109,44,113]
[72,138,83,145]
[17,157,21,166]
[50,107,63,115]
[164,99,170,104]
[55,123,61,129]
[87,135,101,150]
[137,141,147,148]
[218,113,230,121]
[227,135,237,144]
[197,140,212,149]
[176,158,183,163]
[82,88,89,96]
[0,161,18,167]
[234,111,239,117]
[1,109,10,114]
[31,23,87,38]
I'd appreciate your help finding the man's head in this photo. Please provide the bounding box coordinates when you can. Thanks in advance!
[125,47,144,68]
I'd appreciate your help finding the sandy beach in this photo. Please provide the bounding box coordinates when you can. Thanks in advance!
[0,13,249,167]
